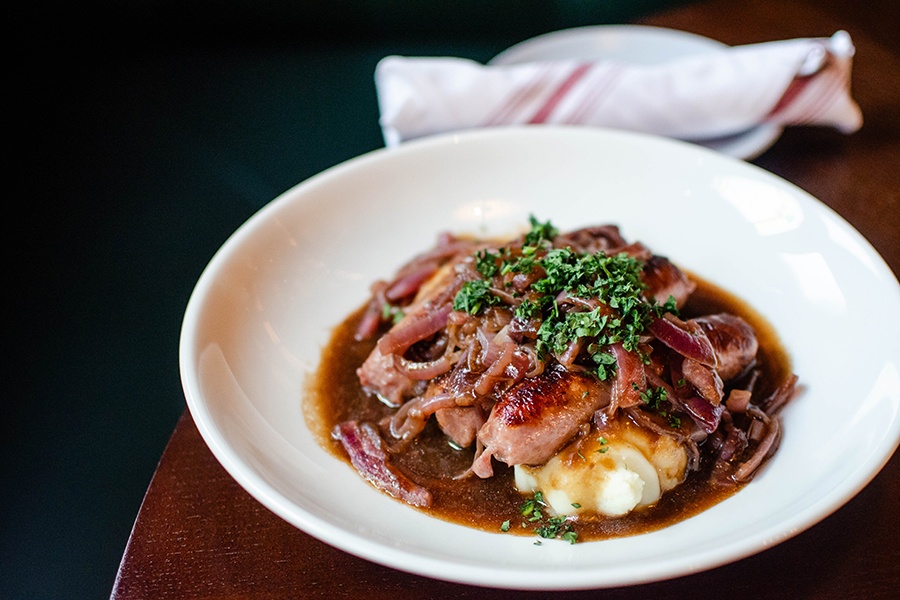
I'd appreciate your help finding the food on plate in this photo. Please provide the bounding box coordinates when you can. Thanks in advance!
[310,217,797,542]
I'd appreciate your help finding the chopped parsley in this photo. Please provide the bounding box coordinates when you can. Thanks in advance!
[597,436,609,454]
[536,515,578,544]
[514,297,543,320]
[452,216,671,381]
[591,348,617,381]
[506,491,579,544]
[640,386,668,410]
[501,254,536,276]
[519,492,545,522]
[452,279,500,315]
[523,215,558,247]
[475,249,500,278]
[640,386,683,428]
[381,303,405,324]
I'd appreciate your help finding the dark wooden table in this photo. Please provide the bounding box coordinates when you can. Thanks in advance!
[111,1,900,597]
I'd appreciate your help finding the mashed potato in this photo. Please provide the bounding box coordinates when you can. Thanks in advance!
[514,417,688,517]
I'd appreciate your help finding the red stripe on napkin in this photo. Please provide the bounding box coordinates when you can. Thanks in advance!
[765,54,846,126]
[484,65,555,126]
[794,73,840,125]
[565,66,623,124]
[766,74,815,120]
[801,65,848,125]
[527,63,593,124]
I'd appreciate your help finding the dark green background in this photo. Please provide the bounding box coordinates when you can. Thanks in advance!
[8,2,689,597]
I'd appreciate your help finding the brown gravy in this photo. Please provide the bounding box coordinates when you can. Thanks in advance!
[305,273,792,541]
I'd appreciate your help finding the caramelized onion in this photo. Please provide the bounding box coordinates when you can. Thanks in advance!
[390,393,457,440]
[474,341,516,396]
[392,354,454,380]
[760,374,799,415]
[682,396,725,433]
[377,303,452,356]
[332,421,433,507]
[610,342,646,409]
[354,304,383,341]
[733,418,782,482]
[385,266,439,301]
[725,389,752,413]
[648,315,717,367]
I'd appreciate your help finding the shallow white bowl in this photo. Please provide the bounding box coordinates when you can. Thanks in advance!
[180,127,900,590]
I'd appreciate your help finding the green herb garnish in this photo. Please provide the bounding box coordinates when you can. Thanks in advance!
[536,515,578,545]
[475,249,500,278]
[640,386,668,410]
[514,297,542,320]
[457,216,673,384]
[523,214,558,247]
[639,386,683,428]
[509,492,580,544]
[381,303,405,324]
[597,436,609,454]
[452,279,500,315]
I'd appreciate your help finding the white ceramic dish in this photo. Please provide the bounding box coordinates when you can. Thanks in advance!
[489,25,783,160]
[180,127,900,590]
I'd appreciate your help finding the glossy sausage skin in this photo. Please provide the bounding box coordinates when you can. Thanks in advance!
[477,367,611,469]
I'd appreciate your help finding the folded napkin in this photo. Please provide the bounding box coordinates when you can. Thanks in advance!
[375,31,862,148]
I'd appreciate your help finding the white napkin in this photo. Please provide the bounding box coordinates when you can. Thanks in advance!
[375,31,862,148]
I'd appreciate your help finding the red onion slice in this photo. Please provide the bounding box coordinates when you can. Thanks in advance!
[385,266,438,301]
[648,315,717,367]
[354,305,383,341]
[377,303,452,356]
[733,418,782,482]
[760,374,799,415]
[392,354,453,380]
[683,395,725,433]
[725,389,753,413]
[332,421,433,507]
[610,342,645,409]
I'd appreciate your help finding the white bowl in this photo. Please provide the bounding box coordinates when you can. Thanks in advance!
[180,127,900,590]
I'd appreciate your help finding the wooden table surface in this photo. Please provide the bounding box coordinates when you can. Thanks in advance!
[111,0,900,597]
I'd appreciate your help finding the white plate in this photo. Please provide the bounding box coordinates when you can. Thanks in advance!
[180,127,900,590]
[490,25,783,160]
